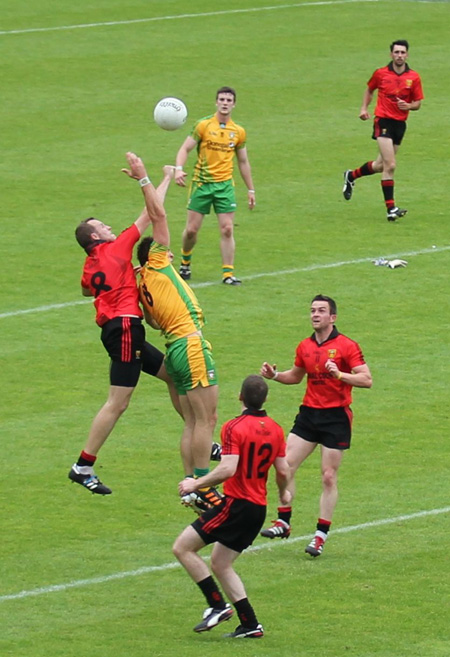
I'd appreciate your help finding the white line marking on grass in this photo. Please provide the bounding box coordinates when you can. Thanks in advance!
[1,506,449,603]
[0,2,380,36]
[0,245,448,320]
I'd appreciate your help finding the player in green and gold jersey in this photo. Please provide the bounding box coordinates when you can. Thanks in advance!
[122,152,222,514]
[175,87,255,286]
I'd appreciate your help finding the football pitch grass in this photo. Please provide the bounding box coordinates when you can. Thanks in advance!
[1,1,449,656]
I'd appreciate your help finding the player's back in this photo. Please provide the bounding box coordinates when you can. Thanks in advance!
[221,410,285,506]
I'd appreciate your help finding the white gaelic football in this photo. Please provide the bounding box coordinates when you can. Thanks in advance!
[153,97,188,131]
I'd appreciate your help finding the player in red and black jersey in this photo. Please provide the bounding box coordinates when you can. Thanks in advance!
[68,156,181,495]
[173,375,289,639]
[342,40,424,221]
[260,295,372,557]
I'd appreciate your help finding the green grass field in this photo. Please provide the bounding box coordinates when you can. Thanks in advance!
[1,1,449,656]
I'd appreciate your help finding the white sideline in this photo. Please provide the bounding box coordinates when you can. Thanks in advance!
[0,245,448,319]
[1,505,449,603]
[0,1,381,37]
[1,1,444,37]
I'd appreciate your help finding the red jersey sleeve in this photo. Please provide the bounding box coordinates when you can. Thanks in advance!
[367,68,381,91]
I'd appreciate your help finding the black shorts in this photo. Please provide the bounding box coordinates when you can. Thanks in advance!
[192,497,266,553]
[290,405,353,450]
[100,317,164,387]
[372,117,407,146]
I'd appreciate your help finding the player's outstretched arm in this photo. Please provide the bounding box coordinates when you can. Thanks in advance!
[156,165,175,205]
[122,152,169,246]
[261,362,305,385]
[178,455,239,495]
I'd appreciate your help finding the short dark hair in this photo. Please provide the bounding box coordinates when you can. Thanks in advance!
[311,294,337,315]
[390,39,409,51]
[137,236,154,266]
[216,86,236,101]
[240,375,268,410]
[75,218,98,250]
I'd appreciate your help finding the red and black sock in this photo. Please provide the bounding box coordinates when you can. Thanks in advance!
[77,451,96,467]
[234,597,259,629]
[197,576,227,610]
[317,518,332,534]
[277,506,292,526]
[351,161,375,181]
[381,179,395,210]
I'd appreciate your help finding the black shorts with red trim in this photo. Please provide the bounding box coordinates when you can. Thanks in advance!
[100,317,164,387]
[372,117,407,145]
[192,497,266,553]
[290,405,353,450]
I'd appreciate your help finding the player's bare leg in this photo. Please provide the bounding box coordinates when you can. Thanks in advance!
[68,384,134,494]
[184,385,218,470]
[173,527,234,633]
[305,446,343,557]
[155,361,183,418]
[318,446,343,520]
[218,212,240,285]
[212,543,263,637]
[261,433,316,539]
[180,210,204,279]
[377,140,406,220]
[211,543,245,602]
[84,385,135,455]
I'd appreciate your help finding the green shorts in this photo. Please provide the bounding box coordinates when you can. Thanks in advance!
[165,335,218,395]
[187,180,236,215]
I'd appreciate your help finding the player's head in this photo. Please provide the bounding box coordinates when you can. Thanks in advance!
[390,39,409,52]
[240,375,268,410]
[311,294,337,316]
[216,86,236,102]
[75,218,116,252]
[137,236,154,266]
[137,237,174,266]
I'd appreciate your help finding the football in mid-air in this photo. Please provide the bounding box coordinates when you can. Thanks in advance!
[153,97,188,131]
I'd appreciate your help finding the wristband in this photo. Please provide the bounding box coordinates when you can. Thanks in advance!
[175,166,183,171]
[139,176,151,187]
[337,371,342,380]
[272,370,278,380]
[248,189,255,193]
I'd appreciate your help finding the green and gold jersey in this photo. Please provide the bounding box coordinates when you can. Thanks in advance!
[191,114,247,183]
[139,241,205,344]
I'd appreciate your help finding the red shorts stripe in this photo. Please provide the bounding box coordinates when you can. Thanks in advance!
[121,317,132,362]
[202,498,233,534]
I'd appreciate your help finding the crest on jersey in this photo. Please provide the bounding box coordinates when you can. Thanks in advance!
[406,79,413,87]
[328,349,337,359]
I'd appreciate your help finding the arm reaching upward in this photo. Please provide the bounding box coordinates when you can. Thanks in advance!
[122,152,170,247]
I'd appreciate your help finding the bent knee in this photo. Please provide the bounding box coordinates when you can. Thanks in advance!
[172,539,183,560]
[210,554,225,576]
[322,468,337,488]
